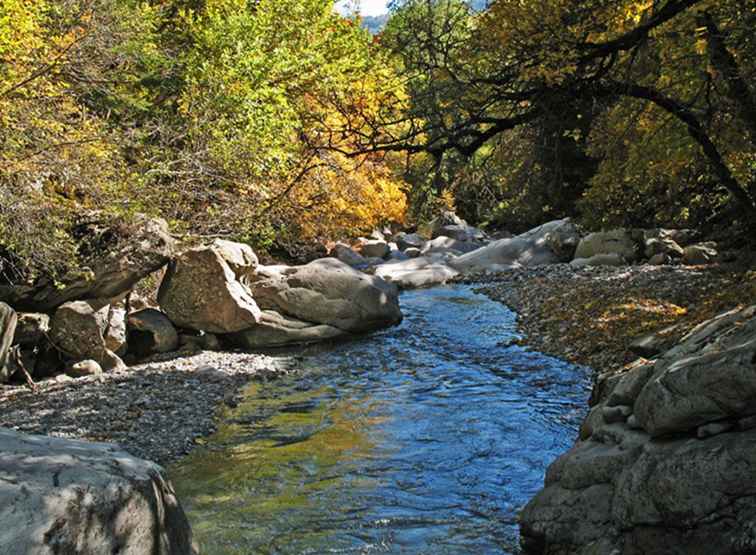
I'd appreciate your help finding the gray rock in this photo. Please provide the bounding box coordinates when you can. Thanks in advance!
[697,420,733,439]
[104,305,127,356]
[227,310,346,348]
[0,216,174,312]
[360,240,390,259]
[644,236,684,259]
[331,243,368,268]
[388,249,410,262]
[521,305,756,555]
[421,235,481,255]
[683,243,718,265]
[570,253,626,268]
[449,219,580,273]
[49,301,126,372]
[574,229,639,262]
[435,223,487,242]
[404,247,422,258]
[0,302,18,382]
[67,359,103,377]
[628,324,679,358]
[12,312,50,348]
[128,308,179,356]
[393,232,426,251]
[374,254,460,289]
[247,258,402,333]
[158,244,262,334]
[429,210,466,238]
[634,305,756,436]
[0,428,196,554]
[211,238,258,280]
[647,253,672,266]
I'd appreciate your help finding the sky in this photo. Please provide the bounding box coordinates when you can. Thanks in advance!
[336,0,390,17]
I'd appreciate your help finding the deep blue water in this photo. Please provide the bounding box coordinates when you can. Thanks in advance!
[171,285,590,554]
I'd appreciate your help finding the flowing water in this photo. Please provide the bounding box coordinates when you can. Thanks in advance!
[170,285,590,554]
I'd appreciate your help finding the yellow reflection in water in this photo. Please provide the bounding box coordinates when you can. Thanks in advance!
[170,379,386,554]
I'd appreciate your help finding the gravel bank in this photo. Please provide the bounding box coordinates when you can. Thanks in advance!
[465,263,756,373]
[0,351,298,465]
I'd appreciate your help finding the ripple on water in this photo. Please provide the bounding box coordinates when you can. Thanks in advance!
[170,285,591,555]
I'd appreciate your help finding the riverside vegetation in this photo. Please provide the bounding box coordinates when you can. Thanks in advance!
[1,1,755,554]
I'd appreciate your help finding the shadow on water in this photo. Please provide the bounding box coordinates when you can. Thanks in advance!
[170,285,591,554]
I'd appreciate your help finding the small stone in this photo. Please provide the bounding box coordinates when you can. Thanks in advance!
[697,421,734,439]
[67,360,103,378]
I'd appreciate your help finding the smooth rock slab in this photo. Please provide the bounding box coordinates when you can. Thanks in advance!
[248,258,402,333]
[0,428,196,555]
[227,310,346,348]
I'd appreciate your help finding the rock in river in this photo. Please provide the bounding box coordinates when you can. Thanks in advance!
[0,428,196,554]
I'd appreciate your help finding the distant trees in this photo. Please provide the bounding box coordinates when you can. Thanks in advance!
[349,0,755,230]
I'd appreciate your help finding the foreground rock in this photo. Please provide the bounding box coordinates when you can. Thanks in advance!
[0,216,174,312]
[158,242,262,334]
[247,258,402,336]
[0,428,196,554]
[520,304,756,555]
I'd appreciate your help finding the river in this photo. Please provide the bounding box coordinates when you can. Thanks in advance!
[170,285,590,554]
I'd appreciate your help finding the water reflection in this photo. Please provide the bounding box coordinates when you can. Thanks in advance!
[171,286,590,554]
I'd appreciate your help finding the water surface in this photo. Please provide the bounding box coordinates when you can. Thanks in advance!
[171,286,590,554]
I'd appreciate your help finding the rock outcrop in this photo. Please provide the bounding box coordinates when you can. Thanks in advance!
[227,310,346,348]
[0,428,196,554]
[158,242,262,334]
[375,254,460,289]
[0,216,174,312]
[520,304,756,555]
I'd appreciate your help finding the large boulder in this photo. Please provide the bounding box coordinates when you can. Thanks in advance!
[643,229,684,259]
[0,302,18,383]
[520,305,756,555]
[247,258,402,334]
[634,305,756,436]
[158,243,262,334]
[448,219,580,273]
[574,229,639,262]
[374,254,460,289]
[0,216,174,312]
[127,308,179,357]
[49,300,126,372]
[227,310,346,348]
[0,428,196,554]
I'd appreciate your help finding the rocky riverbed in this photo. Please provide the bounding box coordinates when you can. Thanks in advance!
[0,350,297,464]
[466,262,756,372]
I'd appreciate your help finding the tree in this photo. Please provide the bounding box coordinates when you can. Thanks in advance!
[344,0,756,227]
